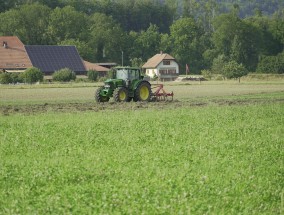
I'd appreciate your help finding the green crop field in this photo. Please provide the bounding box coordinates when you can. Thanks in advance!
[0,81,283,214]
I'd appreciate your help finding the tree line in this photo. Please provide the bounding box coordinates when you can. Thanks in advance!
[0,0,283,76]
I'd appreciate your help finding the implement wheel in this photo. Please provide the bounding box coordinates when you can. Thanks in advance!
[134,81,151,102]
[95,86,109,102]
[114,87,129,102]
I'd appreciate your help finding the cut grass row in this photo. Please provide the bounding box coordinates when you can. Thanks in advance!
[0,99,283,214]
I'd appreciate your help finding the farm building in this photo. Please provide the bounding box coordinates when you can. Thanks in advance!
[97,62,117,69]
[0,36,32,73]
[25,45,86,76]
[83,60,110,77]
[0,36,109,78]
[142,52,179,81]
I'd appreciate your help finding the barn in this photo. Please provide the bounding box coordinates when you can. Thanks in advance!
[0,36,32,73]
[0,36,109,79]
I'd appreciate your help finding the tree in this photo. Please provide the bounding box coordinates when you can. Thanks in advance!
[21,67,44,84]
[212,12,261,71]
[270,10,284,51]
[245,15,282,57]
[0,0,18,13]
[211,54,227,75]
[110,0,174,33]
[202,48,218,69]
[182,0,219,32]
[88,13,125,63]
[202,0,219,32]
[229,23,260,71]
[57,0,95,13]
[48,6,89,44]
[130,57,144,67]
[0,9,21,37]
[256,52,284,74]
[160,33,173,54]
[212,13,241,56]
[165,0,179,21]
[170,17,205,73]
[182,0,199,18]
[129,24,161,62]
[0,3,51,44]
[17,3,51,44]
[222,60,248,81]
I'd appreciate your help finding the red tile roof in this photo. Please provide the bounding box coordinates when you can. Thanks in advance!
[0,36,32,69]
[83,60,110,72]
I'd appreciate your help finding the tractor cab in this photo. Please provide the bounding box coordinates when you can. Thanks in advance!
[114,67,142,81]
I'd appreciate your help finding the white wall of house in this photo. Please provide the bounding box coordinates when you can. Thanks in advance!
[145,60,179,79]
[145,68,158,77]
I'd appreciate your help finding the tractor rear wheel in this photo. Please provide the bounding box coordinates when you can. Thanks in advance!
[134,81,151,102]
[95,86,109,102]
[114,87,129,102]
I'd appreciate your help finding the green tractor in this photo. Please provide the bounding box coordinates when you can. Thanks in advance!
[95,67,151,102]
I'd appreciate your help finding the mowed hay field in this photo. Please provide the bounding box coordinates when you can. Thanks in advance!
[0,80,283,214]
[1,80,284,104]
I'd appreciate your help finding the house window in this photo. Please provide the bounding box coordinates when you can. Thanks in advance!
[163,60,170,65]
[159,69,177,75]
[168,69,176,74]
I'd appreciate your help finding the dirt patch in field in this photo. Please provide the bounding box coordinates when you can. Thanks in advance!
[1,96,283,116]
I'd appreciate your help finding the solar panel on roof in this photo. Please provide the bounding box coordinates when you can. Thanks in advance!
[25,45,86,73]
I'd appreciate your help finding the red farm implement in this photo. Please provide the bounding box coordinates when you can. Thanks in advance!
[151,84,174,101]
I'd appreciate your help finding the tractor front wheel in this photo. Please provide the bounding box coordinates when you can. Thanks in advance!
[114,87,129,102]
[95,86,110,102]
[134,82,151,102]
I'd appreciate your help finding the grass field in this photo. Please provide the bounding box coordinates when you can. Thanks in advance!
[1,80,284,105]
[0,80,283,214]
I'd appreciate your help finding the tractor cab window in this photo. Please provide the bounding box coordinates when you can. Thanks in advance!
[116,69,128,80]
[115,68,140,80]
[128,69,140,80]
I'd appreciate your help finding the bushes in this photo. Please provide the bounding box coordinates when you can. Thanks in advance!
[22,67,43,84]
[10,73,23,83]
[209,56,248,80]
[0,73,12,84]
[52,68,76,82]
[201,69,213,80]
[212,54,227,74]
[222,60,248,79]
[0,68,41,84]
[256,53,284,74]
[87,70,98,81]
